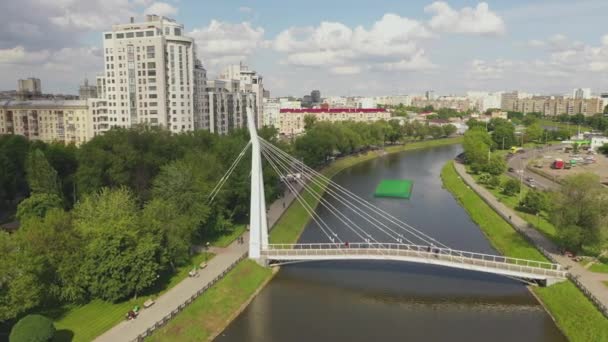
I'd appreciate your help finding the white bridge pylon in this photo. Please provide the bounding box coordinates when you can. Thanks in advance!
[245,109,567,286]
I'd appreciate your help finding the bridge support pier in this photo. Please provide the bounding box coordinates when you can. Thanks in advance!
[247,107,269,266]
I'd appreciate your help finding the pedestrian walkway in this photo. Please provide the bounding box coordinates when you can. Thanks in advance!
[94,185,302,342]
[454,162,608,311]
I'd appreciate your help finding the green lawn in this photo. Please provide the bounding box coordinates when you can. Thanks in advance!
[538,119,593,134]
[147,260,272,342]
[443,161,608,342]
[270,137,463,244]
[50,252,214,342]
[589,262,608,274]
[210,224,247,248]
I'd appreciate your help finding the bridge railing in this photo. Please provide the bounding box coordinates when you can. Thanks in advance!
[263,243,566,278]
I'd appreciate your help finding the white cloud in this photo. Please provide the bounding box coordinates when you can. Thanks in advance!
[330,65,362,75]
[144,2,178,17]
[469,59,511,80]
[189,20,264,68]
[272,14,434,74]
[239,6,253,13]
[425,2,505,35]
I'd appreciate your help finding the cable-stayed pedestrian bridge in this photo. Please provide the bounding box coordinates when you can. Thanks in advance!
[213,110,568,286]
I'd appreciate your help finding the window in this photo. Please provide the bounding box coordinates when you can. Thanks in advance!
[146,46,155,58]
[147,62,155,68]
[146,30,154,37]
[165,27,170,35]
[116,33,124,39]
[105,33,112,39]
[148,70,156,76]
[126,32,134,38]
[174,28,181,36]
[136,31,144,37]
[149,94,157,99]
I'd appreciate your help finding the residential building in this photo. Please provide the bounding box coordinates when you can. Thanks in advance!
[17,78,42,98]
[466,91,502,112]
[374,95,412,107]
[412,96,472,112]
[263,98,280,128]
[573,88,591,99]
[501,95,602,116]
[0,100,93,145]
[79,78,98,100]
[425,90,435,100]
[219,62,264,127]
[102,15,197,133]
[204,79,257,135]
[278,98,302,109]
[355,97,377,109]
[278,108,391,136]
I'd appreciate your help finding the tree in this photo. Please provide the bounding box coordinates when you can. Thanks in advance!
[520,190,547,214]
[484,154,506,175]
[490,118,516,149]
[16,193,63,221]
[443,124,457,136]
[303,114,317,131]
[73,187,161,301]
[598,143,608,156]
[428,125,444,139]
[502,179,520,196]
[525,123,543,143]
[19,209,86,303]
[0,232,44,321]
[0,135,29,202]
[9,314,55,342]
[550,173,608,251]
[478,173,492,185]
[25,149,61,196]
[463,128,492,168]
[488,175,501,188]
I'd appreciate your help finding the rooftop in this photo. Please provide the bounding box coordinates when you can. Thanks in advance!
[280,108,387,113]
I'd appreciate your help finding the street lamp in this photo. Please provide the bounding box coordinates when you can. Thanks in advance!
[204,242,210,263]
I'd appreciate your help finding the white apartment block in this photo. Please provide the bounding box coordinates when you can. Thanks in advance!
[466,91,503,112]
[0,100,93,145]
[219,62,264,127]
[101,15,196,134]
[278,98,302,109]
[278,108,391,136]
[374,95,412,107]
[263,98,280,128]
[205,80,257,135]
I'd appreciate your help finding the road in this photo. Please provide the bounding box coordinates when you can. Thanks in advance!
[505,145,562,191]
[455,162,608,314]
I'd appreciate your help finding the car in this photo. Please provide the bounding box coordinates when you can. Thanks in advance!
[508,167,515,172]
[525,177,534,182]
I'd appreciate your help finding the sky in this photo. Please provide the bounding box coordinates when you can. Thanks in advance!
[1,0,608,97]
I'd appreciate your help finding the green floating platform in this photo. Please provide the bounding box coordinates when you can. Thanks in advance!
[374,179,413,199]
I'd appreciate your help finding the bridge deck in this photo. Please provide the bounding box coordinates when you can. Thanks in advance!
[261,243,567,282]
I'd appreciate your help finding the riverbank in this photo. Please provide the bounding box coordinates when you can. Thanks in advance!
[441,160,608,342]
[145,136,463,341]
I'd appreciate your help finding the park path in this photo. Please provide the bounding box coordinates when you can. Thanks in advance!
[94,185,301,342]
[453,162,608,309]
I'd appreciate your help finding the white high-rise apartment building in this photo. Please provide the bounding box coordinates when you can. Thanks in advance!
[466,91,503,112]
[101,15,198,134]
[219,62,264,127]
[572,88,591,99]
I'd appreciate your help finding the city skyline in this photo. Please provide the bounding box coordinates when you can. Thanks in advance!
[1,0,608,96]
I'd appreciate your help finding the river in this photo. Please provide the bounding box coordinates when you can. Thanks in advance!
[216,144,566,342]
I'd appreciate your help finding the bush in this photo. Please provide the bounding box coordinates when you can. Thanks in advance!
[9,314,56,342]
[502,179,520,196]
[488,175,501,188]
[478,173,491,184]
[519,190,547,214]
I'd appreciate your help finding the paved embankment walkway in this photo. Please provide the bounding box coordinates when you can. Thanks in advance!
[453,162,608,312]
[94,185,301,342]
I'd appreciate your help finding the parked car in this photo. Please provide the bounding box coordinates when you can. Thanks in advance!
[508,167,515,172]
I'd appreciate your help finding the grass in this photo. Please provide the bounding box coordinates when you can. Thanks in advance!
[270,137,463,244]
[603,281,608,288]
[50,252,214,342]
[146,260,272,342]
[589,262,608,274]
[538,119,593,134]
[210,224,247,248]
[442,161,608,342]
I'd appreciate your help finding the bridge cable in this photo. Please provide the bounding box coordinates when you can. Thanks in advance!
[207,141,251,204]
[262,147,341,244]
[260,137,454,249]
[261,144,374,244]
[261,141,411,246]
